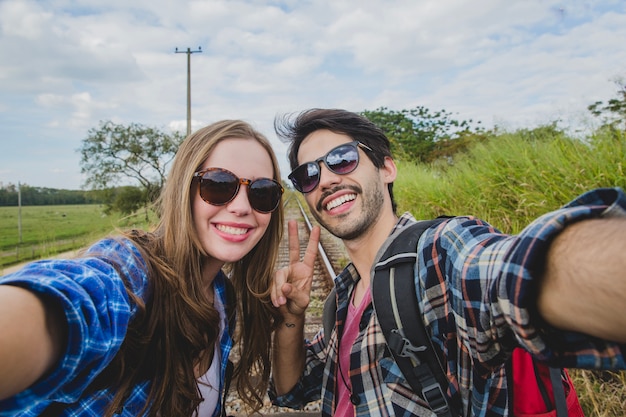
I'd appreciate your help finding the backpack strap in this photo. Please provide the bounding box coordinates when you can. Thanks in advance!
[548,367,569,417]
[509,348,573,417]
[371,219,460,417]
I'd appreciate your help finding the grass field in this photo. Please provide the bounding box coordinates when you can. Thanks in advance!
[0,204,154,267]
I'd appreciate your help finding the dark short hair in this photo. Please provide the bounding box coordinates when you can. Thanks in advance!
[275,108,397,213]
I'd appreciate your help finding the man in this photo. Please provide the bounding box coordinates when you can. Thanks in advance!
[270,108,626,416]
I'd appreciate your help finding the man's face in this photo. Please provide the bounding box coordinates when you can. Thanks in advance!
[295,129,387,240]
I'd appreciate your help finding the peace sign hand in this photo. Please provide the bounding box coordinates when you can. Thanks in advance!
[271,220,320,318]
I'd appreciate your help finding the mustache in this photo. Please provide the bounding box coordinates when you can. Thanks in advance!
[316,185,362,211]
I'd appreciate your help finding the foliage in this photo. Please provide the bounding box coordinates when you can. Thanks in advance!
[570,370,626,416]
[361,106,483,163]
[394,124,625,234]
[79,121,183,203]
[588,76,626,130]
[111,186,146,215]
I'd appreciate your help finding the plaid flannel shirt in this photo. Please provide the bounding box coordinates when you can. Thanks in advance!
[271,188,626,417]
[0,237,234,417]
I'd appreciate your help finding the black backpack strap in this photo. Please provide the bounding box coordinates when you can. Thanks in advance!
[371,219,460,417]
[509,350,570,417]
[548,367,568,417]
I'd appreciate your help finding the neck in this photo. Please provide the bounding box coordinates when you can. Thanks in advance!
[343,210,398,288]
[202,258,225,296]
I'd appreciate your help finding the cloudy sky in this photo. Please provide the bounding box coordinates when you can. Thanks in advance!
[1,0,625,190]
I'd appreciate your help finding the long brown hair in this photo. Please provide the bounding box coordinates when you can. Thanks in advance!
[101,120,284,416]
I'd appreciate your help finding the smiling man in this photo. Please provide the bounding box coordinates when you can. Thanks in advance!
[269,108,626,417]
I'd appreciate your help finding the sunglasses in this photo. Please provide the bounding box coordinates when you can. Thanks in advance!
[288,141,372,193]
[193,167,284,213]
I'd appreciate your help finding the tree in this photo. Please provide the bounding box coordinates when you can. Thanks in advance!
[361,106,483,163]
[588,76,626,130]
[79,121,183,203]
[111,186,145,216]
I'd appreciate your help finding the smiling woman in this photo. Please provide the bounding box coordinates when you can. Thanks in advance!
[0,120,315,417]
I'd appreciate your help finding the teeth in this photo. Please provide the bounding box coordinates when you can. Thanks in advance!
[216,224,248,235]
[326,194,356,210]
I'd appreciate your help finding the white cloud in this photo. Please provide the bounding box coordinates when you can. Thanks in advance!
[0,0,624,189]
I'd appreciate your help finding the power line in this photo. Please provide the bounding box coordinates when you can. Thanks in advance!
[175,46,202,137]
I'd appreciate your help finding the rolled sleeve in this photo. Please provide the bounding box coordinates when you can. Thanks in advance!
[0,238,150,412]
[417,187,626,377]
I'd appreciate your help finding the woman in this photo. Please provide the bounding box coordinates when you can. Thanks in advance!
[0,120,287,416]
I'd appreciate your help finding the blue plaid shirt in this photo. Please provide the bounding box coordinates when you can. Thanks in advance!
[0,237,234,417]
[271,188,626,416]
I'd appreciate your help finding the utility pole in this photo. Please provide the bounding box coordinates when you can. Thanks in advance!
[175,46,202,137]
[17,182,22,244]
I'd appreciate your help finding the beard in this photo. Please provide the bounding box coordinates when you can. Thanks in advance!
[311,181,386,241]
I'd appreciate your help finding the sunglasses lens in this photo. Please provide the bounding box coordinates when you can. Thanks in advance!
[289,142,362,193]
[249,179,283,213]
[199,169,239,205]
[326,144,359,174]
[289,163,320,193]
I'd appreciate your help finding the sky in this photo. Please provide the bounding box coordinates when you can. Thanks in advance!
[1,0,625,191]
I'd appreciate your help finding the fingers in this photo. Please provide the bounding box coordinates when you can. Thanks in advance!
[288,220,300,265]
[289,221,320,268]
[271,268,288,307]
[273,221,319,313]
[302,226,320,268]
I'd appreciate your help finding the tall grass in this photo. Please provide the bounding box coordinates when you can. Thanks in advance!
[395,127,625,233]
[394,127,626,415]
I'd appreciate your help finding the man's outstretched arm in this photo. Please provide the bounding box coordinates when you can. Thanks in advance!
[538,217,626,343]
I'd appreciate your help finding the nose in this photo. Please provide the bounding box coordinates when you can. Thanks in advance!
[317,160,342,190]
[226,184,252,215]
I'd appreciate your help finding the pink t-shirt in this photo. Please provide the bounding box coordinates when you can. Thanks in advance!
[335,288,372,417]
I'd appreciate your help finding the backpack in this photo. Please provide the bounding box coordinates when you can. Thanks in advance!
[322,219,585,417]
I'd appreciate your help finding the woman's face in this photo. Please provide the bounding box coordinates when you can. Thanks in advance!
[192,137,275,266]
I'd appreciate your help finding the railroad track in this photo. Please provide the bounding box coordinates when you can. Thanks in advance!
[226,193,347,416]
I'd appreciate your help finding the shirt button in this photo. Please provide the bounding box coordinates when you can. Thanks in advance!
[350,393,360,405]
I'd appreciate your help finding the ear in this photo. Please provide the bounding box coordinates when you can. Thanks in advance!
[380,156,397,184]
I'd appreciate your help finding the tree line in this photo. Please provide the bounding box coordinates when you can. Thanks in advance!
[0,185,105,206]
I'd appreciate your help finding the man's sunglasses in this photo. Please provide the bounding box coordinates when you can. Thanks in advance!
[193,167,284,213]
[288,141,372,193]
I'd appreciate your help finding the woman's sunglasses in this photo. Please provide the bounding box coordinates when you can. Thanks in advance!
[193,168,284,213]
[288,141,372,193]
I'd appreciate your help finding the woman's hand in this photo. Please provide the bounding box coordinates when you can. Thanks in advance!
[271,220,320,318]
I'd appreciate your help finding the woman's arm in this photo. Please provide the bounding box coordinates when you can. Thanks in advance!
[0,285,67,399]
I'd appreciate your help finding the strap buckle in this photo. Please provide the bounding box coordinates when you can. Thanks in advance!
[390,329,427,362]
[422,381,451,415]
